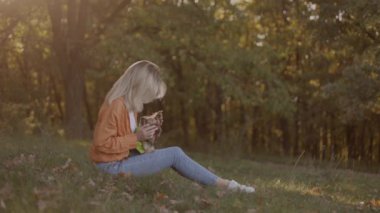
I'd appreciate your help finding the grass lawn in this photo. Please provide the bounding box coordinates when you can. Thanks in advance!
[0,135,379,212]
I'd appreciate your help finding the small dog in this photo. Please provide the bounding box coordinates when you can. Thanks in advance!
[139,110,163,152]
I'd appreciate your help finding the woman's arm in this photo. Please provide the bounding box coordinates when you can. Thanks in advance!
[93,100,137,154]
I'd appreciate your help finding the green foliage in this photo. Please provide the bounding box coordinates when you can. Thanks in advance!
[0,0,380,164]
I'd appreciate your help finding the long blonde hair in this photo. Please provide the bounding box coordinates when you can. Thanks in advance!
[105,60,167,112]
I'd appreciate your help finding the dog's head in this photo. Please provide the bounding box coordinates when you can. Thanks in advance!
[139,110,163,143]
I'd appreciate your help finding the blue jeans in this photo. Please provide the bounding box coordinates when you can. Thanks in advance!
[95,146,218,186]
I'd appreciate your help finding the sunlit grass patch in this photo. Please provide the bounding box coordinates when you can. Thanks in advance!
[0,136,379,212]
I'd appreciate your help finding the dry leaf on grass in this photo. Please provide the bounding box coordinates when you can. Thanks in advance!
[154,192,169,202]
[3,154,35,168]
[33,186,60,199]
[154,204,171,213]
[169,199,183,205]
[52,158,78,173]
[193,195,213,207]
[37,200,58,212]
[0,183,13,200]
[309,187,322,196]
[117,172,132,179]
[159,179,174,190]
[89,201,102,206]
[0,200,6,210]
[191,182,203,191]
[0,183,13,210]
[121,192,134,201]
[33,186,60,211]
[216,190,226,198]
[87,178,96,187]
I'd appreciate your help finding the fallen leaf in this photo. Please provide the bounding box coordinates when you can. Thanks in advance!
[3,153,35,168]
[47,176,55,182]
[27,154,36,163]
[61,158,72,170]
[309,187,322,196]
[121,192,134,201]
[194,196,213,207]
[33,186,59,199]
[0,183,13,200]
[169,199,183,205]
[118,172,132,179]
[52,158,78,173]
[37,199,58,211]
[124,185,132,193]
[247,208,257,213]
[0,200,6,209]
[154,192,169,202]
[155,204,170,213]
[216,190,226,198]
[192,183,203,191]
[88,178,96,187]
[37,200,48,212]
[89,201,102,206]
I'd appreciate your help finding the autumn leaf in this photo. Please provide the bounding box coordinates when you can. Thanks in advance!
[247,208,257,213]
[155,204,171,213]
[117,172,132,179]
[52,158,78,173]
[0,200,6,210]
[191,182,203,191]
[193,196,213,207]
[0,182,13,210]
[121,192,134,201]
[33,186,59,211]
[169,199,183,205]
[33,186,59,199]
[87,178,96,187]
[154,192,169,202]
[0,183,13,200]
[309,187,322,196]
[3,153,35,168]
[216,190,226,198]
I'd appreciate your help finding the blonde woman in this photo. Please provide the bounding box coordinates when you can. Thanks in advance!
[90,60,255,193]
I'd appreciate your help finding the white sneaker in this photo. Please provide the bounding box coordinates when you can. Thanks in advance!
[227,180,255,193]
[240,185,255,193]
[227,180,240,191]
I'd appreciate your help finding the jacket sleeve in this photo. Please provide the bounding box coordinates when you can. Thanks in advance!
[93,101,137,154]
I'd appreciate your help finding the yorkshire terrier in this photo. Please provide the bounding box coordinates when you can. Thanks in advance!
[138,110,163,153]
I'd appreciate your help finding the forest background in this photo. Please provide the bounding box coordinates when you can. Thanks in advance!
[1,0,380,171]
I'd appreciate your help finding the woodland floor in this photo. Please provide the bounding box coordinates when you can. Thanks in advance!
[0,136,379,212]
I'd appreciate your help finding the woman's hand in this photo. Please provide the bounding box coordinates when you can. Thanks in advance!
[136,124,159,141]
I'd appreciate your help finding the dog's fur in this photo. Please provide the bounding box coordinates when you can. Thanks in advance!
[139,110,163,152]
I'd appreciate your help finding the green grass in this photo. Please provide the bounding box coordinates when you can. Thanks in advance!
[0,135,379,212]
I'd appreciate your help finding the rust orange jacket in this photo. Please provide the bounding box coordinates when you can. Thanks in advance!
[90,96,138,163]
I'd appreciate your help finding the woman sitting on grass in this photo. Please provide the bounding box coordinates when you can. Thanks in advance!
[90,60,255,193]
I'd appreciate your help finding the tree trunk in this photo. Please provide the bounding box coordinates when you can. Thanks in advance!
[213,84,224,143]
[293,104,300,156]
[280,117,290,155]
[47,0,89,139]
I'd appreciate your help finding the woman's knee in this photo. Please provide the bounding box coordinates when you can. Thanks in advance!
[167,146,185,157]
